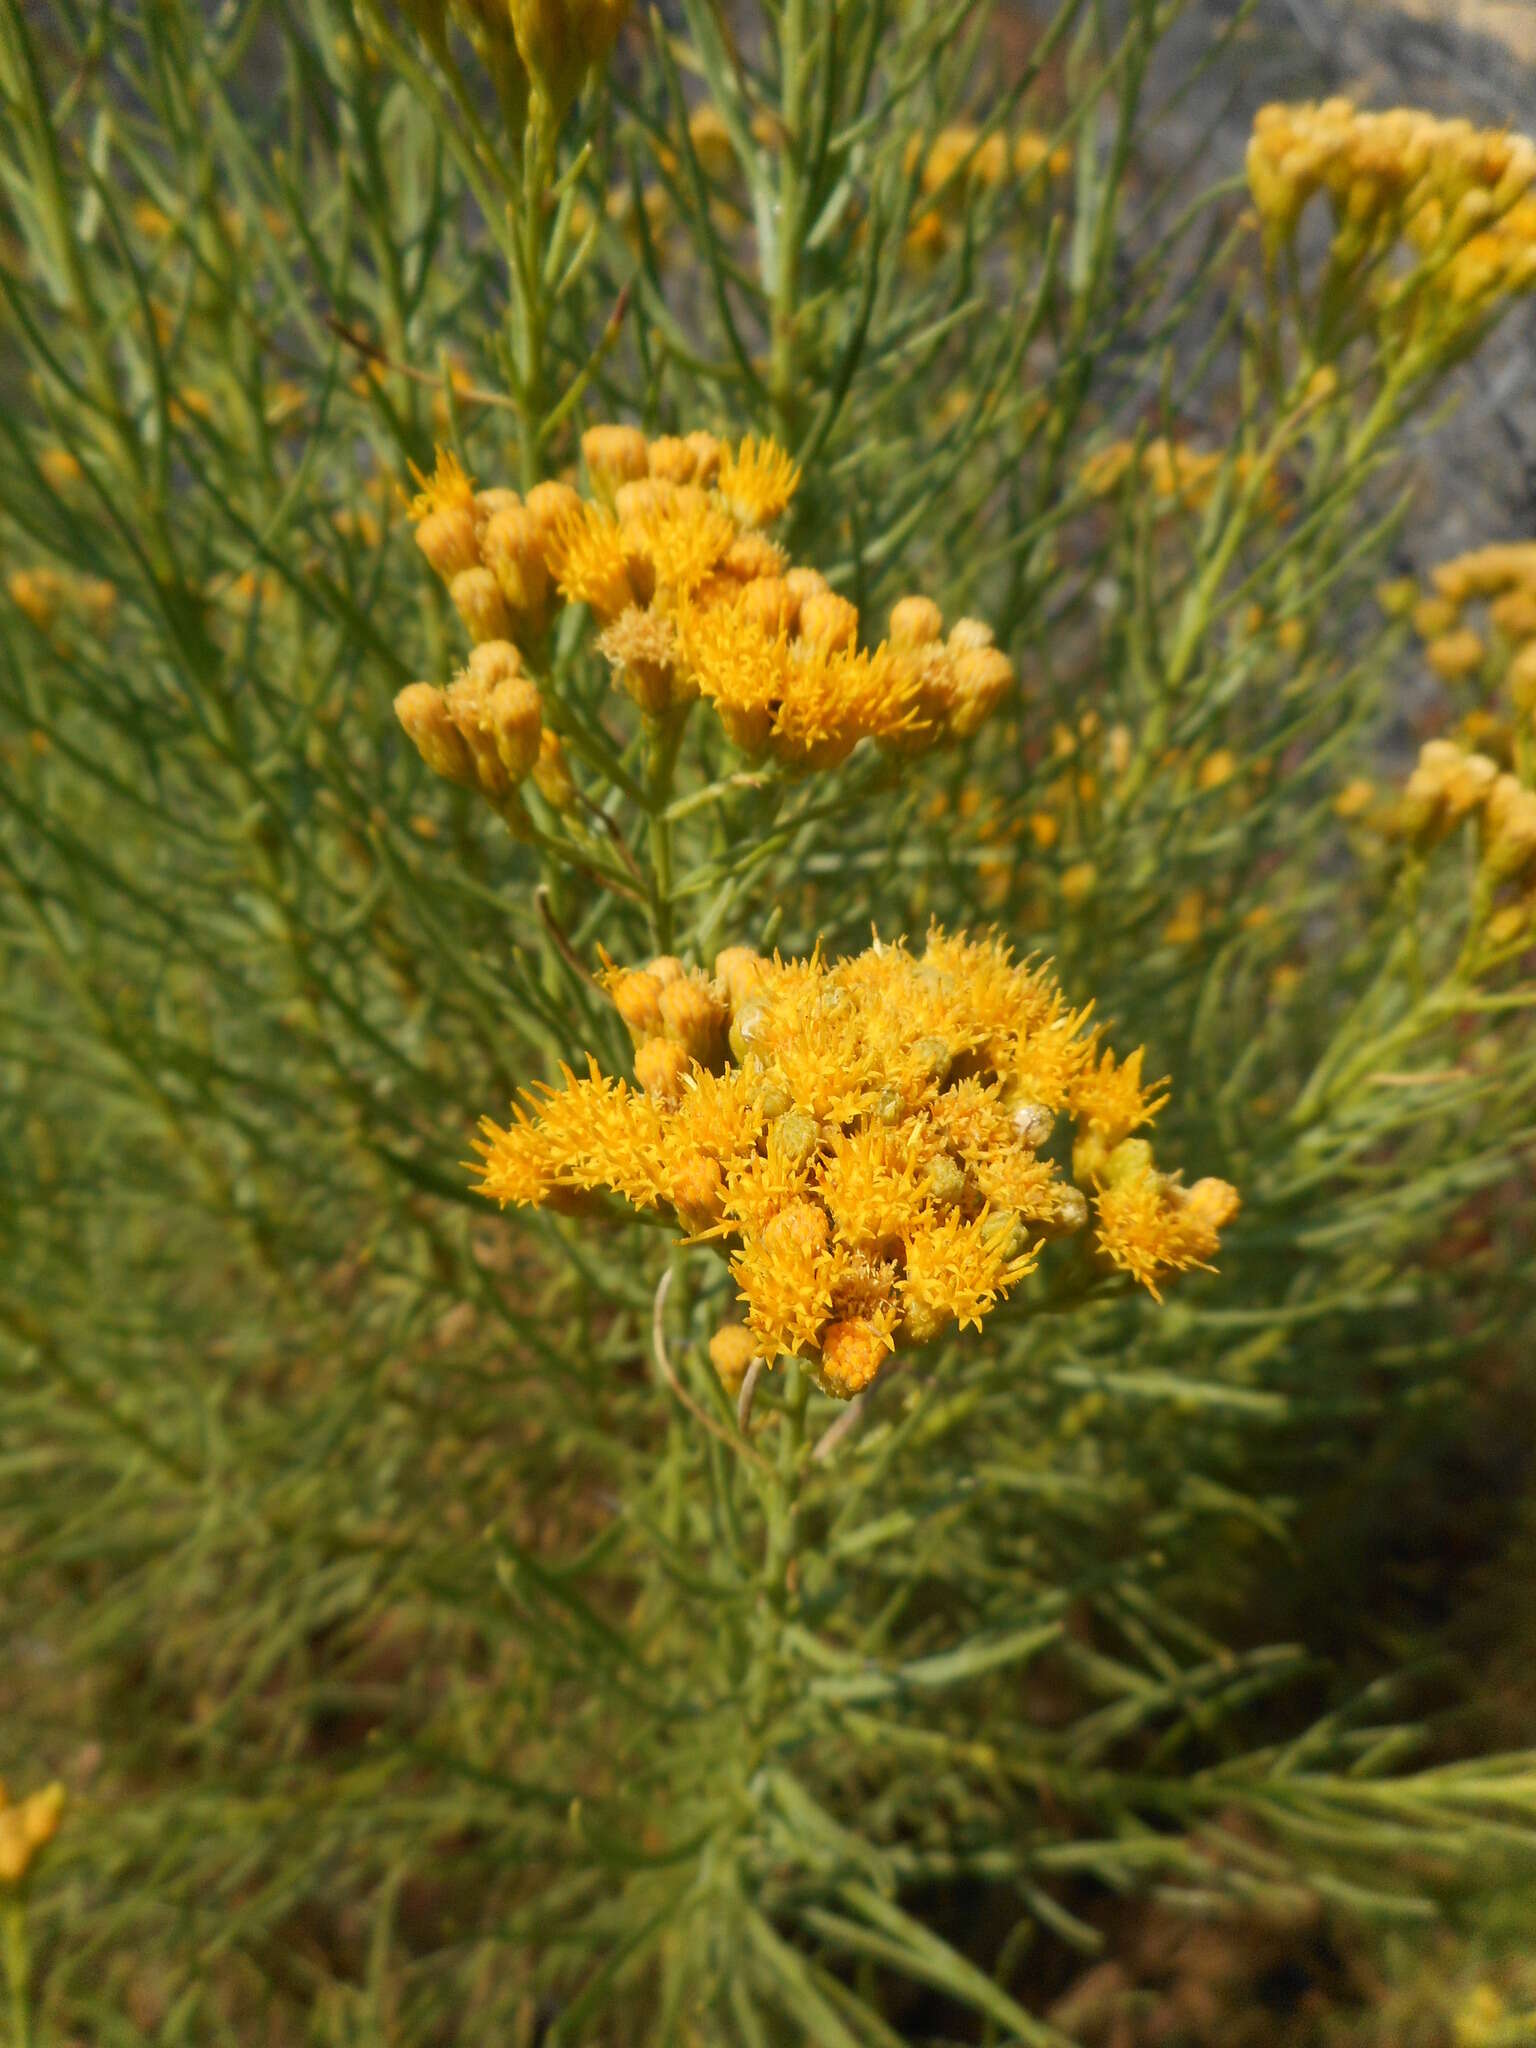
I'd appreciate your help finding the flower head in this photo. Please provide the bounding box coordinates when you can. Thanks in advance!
[717,434,801,529]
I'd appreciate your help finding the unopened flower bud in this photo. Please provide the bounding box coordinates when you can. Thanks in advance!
[467,639,524,685]
[709,1321,759,1393]
[1483,772,1536,880]
[415,505,479,582]
[395,682,477,789]
[753,1074,793,1120]
[531,727,577,812]
[980,1208,1031,1260]
[774,1107,821,1167]
[947,647,1014,737]
[783,566,829,609]
[658,976,726,1062]
[609,968,666,1041]
[582,422,649,498]
[482,504,551,622]
[1425,628,1485,682]
[715,946,768,1012]
[740,575,798,636]
[797,590,859,652]
[947,616,995,653]
[523,479,583,548]
[646,434,697,483]
[1011,1100,1055,1148]
[818,1318,890,1399]
[911,1036,953,1087]
[634,1036,691,1101]
[925,1153,967,1207]
[473,487,522,533]
[889,595,944,648]
[1104,1138,1156,1188]
[489,675,544,780]
[728,999,772,1062]
[450,566,515,644]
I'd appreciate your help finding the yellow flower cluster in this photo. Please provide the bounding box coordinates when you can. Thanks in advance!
[902,124,1072,265]
[7,565,118,638]
[1395,737,1536,887]
[473,930,1237,1393]
[1080,438,1281,516]
[1247,101,1536,330]
[405,428,1013,776]
[402,0,627,127]
[1391,541,1536,712]
[393,641,574,834]
[0,1779,64,1886]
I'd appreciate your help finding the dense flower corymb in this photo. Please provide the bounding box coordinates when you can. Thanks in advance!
[473,931,1237,1396]
[398,426,1013,792]
[1246,101,1536,342]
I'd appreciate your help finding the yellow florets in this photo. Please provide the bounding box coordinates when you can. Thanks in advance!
[716,434,801,529]
[472,930,1235,1394]
[1095,1157,1240,1299]
[409,446,476,522]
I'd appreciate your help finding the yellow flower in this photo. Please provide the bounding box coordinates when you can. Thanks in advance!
[1094,1158,1239,1299]
[716,434,801,529]
[0,1780,65,1886]
[544,500,636,621]
[598,605,686,713]
[1069,1043,1169,1147]
[627,494,739,595]
[408,446,476,522]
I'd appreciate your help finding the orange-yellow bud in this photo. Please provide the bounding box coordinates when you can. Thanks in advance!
[819,1318,891,1399]
[489,675,544,780]
[797,590,859,652]
[634,1036,691,1102]
[415,505,480,581]
[395,683,477,789]
[582,423,649,497]
[450,566,515,644]
[708,1321,758,1391]
[889,595,943,648]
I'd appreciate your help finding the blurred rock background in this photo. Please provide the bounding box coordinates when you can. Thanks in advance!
[1157,0,1536,568]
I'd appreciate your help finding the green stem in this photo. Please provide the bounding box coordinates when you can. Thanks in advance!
[747,1363,811,1729]
[769,0,810,442]
[643,709,688,952]
[511,115,558,490]
[4,1903,29,2048]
